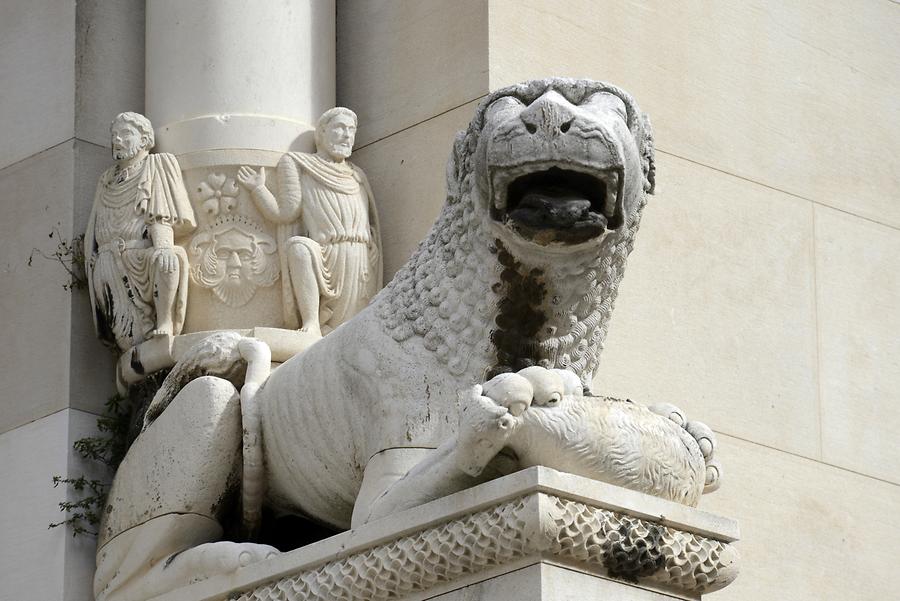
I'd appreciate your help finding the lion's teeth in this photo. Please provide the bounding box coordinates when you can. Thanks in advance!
[603,173,618,218]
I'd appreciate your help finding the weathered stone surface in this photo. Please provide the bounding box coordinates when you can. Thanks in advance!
[0,0,75,169]
[702,434,900,600]
[430,564,684,601]
[0,409,102,601]
[75,0,145,148]
[351,100,478,278]
[98,376,243,547]
[0,143,75,434]
[146,0,334,156]
[488,0,900,228]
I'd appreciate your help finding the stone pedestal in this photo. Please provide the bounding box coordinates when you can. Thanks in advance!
[153,468,739,601]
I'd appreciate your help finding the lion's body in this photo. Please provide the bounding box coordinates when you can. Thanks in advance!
[260,313,459,528]
[256,79,657,529]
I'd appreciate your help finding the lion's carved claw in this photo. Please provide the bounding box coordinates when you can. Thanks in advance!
[649,402,722,493]
[455,382,521,476]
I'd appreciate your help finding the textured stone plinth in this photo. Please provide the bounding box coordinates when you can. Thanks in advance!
[153,467,739,601]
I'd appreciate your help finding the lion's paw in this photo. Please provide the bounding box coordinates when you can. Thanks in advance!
[456,367,583,478]
[165,541,279,584]
[648,403,722,494]
[456,380,521,476]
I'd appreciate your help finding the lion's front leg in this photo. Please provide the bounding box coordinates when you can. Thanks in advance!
[358,375,534,524]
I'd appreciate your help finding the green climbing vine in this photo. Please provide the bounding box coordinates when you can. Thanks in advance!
[49,393,131,537]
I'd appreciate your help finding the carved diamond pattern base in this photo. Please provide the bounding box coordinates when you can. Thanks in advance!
[234,493,738,601]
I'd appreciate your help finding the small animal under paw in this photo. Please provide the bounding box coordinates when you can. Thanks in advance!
[466,367,722,506]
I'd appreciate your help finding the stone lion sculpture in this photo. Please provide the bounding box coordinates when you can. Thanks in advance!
[93,78,720,601]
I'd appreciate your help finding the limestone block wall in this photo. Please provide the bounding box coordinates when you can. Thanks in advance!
[339,1,900,599]
[0,1,143,599]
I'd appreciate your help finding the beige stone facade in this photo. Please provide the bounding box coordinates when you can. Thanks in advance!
[1,1,898,599]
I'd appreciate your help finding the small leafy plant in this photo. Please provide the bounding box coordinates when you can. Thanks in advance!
[49,394,131,537]
[28,229,87,291]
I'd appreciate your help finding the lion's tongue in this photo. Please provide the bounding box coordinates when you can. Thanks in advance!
[509,186,600,228]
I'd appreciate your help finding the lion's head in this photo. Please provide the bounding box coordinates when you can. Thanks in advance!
[475,82,653,250]
[456,79,654,256]
[377,78,655,384]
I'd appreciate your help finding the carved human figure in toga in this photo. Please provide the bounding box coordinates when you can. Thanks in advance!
[85,112,196,350]
[237,108,382,337]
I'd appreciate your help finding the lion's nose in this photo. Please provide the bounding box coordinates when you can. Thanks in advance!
[520,90,576,137]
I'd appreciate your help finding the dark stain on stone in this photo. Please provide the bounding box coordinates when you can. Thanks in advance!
[163,549,184,569]
[125,368,171,447]
[130,347,145,376]
[602,522,665,583]
[486,239,548,379]
[96,284,116,346]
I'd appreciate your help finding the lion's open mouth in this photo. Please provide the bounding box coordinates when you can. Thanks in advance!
[493,166,624,245]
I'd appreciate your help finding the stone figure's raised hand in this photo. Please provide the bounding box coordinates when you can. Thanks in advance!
[237,165,266,191]
[154,247,178,274]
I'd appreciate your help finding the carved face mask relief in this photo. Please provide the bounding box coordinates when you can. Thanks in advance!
[189,216,280,307]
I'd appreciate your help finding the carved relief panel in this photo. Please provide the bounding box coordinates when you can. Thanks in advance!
[178,160,288,332]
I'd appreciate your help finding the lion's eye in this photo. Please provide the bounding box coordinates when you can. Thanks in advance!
[583,92,628,122]
[486,96,524,121]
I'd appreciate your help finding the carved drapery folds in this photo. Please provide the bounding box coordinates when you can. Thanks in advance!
[87,110,383,386]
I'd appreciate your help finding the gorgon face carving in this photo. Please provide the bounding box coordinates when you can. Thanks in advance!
[188,216,279,307]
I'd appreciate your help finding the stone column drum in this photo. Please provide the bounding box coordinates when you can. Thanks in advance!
[149,0,334,332]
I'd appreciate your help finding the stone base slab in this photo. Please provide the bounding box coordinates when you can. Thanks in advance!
[152,467,739,601]
[430,563,691,600]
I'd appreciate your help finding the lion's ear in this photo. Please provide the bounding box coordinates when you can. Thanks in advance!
[640,113,656,195]
[445,131,467,201]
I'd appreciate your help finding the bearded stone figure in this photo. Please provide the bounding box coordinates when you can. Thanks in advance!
[237,107,382,338]
[86,112,196,350]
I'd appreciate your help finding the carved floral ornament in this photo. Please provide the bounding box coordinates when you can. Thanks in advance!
[196,172,240,217]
